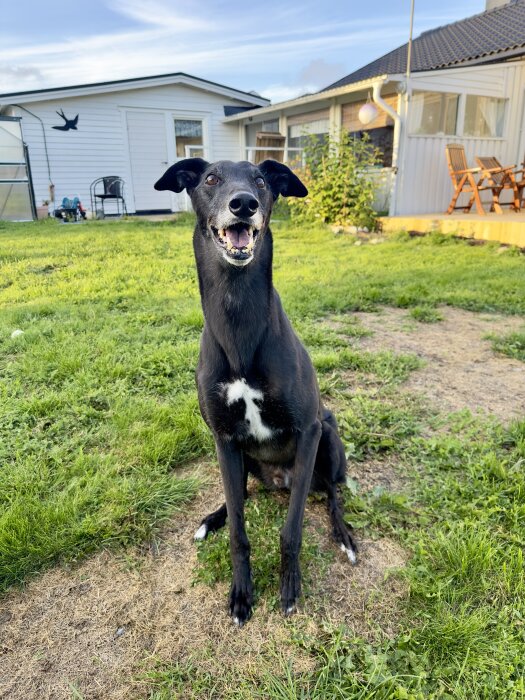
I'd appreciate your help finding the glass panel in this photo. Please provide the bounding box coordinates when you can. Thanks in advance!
[0,182,33,221]
[463,96,506,138]
[174,119,203,158]
[0,164,28,181]
[185,145,204,158]
[288,118,330,140]
[261,119,279,133]
[0,120,25,163]
[410,91,459,135]
[349,126,394,167]
[287,119,330,156]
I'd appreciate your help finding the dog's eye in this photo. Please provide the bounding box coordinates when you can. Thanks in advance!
[205,174,219,186]
[255,177,265,189]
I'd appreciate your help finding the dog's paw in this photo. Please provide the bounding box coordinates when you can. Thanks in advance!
[340,542,358,565]
[229,581,253,627]
[333,520,358,565]
[280,565,301,616]
[193,524,208,540]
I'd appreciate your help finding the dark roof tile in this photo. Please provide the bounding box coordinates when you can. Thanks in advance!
[323,0,525,90]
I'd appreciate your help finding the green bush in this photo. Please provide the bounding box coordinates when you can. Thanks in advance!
[288,130,382,229]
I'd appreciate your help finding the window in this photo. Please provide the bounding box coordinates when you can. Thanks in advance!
[410,91,459,135]
[463,96,506,138]
[348,127,394,167]
[174,119,203,158]
[287,118,330,149]
[261,119,279,133]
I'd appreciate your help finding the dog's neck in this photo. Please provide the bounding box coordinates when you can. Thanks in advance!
[194,228,274,376]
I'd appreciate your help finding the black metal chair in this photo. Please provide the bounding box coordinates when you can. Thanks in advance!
[90,176,127,218]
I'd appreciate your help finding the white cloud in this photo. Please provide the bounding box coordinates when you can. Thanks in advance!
[110,0,214,30]
[298,59,346,89]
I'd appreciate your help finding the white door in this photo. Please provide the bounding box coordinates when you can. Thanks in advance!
[173,118,205,211]
[126,111,172,211]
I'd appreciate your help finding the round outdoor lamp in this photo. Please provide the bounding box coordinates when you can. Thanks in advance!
[358,101,378,125]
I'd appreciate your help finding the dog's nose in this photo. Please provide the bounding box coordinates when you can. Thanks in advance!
[228,192,259,218]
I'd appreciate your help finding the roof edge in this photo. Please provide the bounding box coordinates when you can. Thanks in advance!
[0,71,270,106]
[223,75,393,122]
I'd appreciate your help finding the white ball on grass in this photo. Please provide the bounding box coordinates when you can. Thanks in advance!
[11,329,24,339]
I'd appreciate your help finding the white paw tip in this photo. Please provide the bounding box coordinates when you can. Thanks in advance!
[194,524,207,541]
[340,543,357,565]
[285,605,296,615]
[233,616,242,627]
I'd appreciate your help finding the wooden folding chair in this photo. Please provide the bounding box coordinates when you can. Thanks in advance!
[445,144,503,215]
[475,156,523,212]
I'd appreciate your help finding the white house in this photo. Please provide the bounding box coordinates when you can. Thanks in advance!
[224,0,525,216]
[0,73,269,217]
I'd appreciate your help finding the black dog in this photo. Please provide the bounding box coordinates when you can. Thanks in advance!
[155,159,357,626]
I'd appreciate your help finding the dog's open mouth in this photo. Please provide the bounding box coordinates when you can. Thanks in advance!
[212,222,259,261]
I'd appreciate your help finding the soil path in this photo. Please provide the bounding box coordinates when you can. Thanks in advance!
[355,307,524,422]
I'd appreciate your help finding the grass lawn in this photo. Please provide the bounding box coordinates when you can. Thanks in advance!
[1,217,525,699]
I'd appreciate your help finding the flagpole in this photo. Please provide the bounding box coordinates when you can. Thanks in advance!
[406,0,415,82]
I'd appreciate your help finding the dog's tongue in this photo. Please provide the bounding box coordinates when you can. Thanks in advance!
[225,226,251,249]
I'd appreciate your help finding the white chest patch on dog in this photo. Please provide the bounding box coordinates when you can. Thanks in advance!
[224,378,273,441]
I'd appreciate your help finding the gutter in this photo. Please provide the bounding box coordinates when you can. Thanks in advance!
[223,75,394,123]
[372,79,402,216]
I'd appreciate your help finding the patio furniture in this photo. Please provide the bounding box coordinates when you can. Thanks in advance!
[475,156,524,212]
[90,176,127,218]
[445,144,503,215]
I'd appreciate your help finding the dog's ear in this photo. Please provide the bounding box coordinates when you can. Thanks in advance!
[154,158,209,194]
[258,160,308,199]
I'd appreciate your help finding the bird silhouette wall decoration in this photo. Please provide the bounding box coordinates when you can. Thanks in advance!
[52,109,79,131]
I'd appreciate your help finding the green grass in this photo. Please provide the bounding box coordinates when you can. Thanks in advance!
[489,328,525,362]
[408,305,445,323]
[2,217,525,698]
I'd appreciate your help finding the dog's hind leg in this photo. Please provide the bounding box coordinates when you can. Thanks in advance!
[327,482,358,564]
[194,503,228,540]
[194,455,251,541]
[317,413,358,564]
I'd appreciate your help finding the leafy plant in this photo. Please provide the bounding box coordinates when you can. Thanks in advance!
[288,130,382,229]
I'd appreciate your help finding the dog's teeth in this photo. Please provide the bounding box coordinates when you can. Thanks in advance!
[194,524,207,540]
[340,543,357,564]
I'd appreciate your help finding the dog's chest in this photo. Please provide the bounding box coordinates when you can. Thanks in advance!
[222,378,274,441]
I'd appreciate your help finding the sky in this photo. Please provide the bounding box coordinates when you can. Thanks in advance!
[2,0,484,103]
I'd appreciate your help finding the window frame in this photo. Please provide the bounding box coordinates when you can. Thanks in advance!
[408,89,508,141]
[409,90,460,137]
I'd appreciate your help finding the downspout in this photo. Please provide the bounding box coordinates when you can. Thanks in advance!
[372,79,402,216]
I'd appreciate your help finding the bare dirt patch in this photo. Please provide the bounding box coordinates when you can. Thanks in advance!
[353,307,525,422]
[0,465,406,700]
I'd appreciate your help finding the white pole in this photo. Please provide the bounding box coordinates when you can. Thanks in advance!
[407,0,415,82]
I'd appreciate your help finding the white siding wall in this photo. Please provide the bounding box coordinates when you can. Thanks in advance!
[395,61,525,215]
[14,84,246,213]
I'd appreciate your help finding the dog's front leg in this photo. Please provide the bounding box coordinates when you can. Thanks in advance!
[280,420,322,614]
[216,439,252,626]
